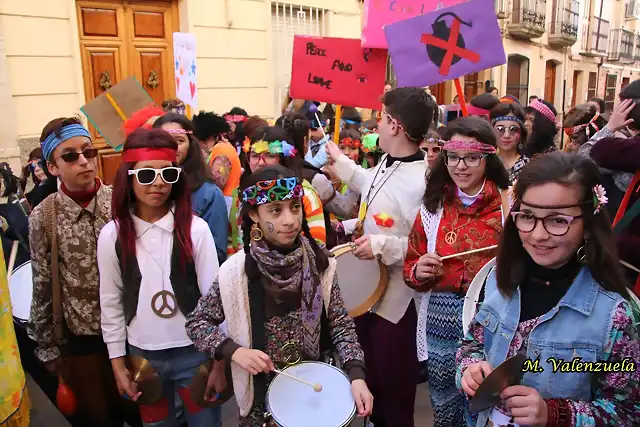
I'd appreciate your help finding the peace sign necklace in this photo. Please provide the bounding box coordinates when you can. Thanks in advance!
[137,227,178,319]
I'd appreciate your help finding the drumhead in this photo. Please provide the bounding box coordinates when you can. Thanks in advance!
[267,362,355,427]
[331,244,388,317]
[9,261,32,322]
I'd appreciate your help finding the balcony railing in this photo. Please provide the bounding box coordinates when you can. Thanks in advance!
[580,17,609,56]
[635,35,640,60]
[548,0,579,47]
[608,29,635,62]
[508,0,547,39]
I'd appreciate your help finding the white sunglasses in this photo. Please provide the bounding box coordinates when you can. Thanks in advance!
[128,167,181,185]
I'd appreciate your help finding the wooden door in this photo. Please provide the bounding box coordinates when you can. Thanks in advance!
[429,82,446,105]
[463,72,480,101]
[544,61,557,104]
[571,70,580,107]
[77,0,178,184]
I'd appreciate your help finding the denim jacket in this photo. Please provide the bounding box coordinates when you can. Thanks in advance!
[473,267,625,427]
[192,182,228,263]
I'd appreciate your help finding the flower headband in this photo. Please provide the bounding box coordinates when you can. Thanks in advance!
[242,138,297,157]
[564,112,600,137]
[443,140,497,154]
[592,184,608,214]
[491,115,525,127]
[224,114,248,123]
[241,177,304,206]
[530,100,557,123]
[340,137,361,149]
[362,134,379,153]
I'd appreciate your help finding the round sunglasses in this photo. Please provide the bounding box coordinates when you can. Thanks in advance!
[128,167,181,185]
[494,125,521,136]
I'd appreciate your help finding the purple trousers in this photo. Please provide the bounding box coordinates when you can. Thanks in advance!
[355,302,419,427]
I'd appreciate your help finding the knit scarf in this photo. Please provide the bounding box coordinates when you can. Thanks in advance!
[249,236,323,359]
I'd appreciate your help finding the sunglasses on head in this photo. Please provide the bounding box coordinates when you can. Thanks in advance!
[128,167,181,185]
[58,148,99,163]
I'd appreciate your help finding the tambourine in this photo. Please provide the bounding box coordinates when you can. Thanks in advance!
[330,243,389,317]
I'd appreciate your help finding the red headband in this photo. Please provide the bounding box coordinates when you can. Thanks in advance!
[466,104,490,117]
[121,148,177,163]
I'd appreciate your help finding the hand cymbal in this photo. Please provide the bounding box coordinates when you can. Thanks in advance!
[127,355,163,406]
[469,354,526,413]
[189,360,234,408]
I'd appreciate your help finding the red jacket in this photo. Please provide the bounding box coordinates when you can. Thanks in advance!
[403,181,503,293]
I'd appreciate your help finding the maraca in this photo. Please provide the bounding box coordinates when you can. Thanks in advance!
[56,375,77,416]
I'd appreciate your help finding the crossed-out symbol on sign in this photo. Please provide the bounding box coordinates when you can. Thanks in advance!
[151,290,178,319]
[420,18,481,76]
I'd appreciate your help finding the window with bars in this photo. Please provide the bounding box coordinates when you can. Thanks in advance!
[271,2,326,116]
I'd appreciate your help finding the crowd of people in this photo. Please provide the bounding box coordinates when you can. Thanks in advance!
[0,79,638,427]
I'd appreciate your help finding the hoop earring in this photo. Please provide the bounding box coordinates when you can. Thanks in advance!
[576,241,588,265]
[250,224,263,241]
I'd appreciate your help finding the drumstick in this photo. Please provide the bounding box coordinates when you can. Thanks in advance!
[621,260,640,274]
[273,369,323,392]
[441,245,498,260]
[7,240,19,281]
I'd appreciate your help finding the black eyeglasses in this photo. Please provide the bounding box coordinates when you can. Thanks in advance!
[128,167,181,185]
[511,211,583,236]
[495,125,521,136]
[444,154,487,168]
[58,148,99,163]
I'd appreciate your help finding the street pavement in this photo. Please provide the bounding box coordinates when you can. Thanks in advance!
[27,375,433,426]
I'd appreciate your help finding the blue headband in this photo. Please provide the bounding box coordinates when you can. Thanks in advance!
[491,115,525,127]
[42,124,92,161]
[342,119,361,126]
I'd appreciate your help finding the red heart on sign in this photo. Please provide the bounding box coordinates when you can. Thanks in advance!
[176,77,180,91]
[189,81,196,99]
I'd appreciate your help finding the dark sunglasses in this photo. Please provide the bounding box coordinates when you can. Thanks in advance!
[59,148,99,163]
[128,167,181,185]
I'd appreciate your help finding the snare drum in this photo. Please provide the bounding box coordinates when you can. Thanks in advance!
[266,361,356,427]
[8,261,32,325]
[331,243,388,318]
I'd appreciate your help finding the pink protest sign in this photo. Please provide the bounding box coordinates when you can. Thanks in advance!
[362,0,467,48]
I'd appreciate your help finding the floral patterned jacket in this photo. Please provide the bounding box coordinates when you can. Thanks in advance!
[28,186,112,363]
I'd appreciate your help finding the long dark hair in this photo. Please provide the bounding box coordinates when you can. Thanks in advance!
[423,116,510,213]
[240,165,330,280]
[112,128,194,270]
[152,113,214,192]
[524,100,558,157]
[490,102,529,151]
[278,112,309,158]
[496,152,630,298]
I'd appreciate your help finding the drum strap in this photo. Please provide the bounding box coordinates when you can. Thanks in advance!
[247,272,268,409]
[44,196,65,346]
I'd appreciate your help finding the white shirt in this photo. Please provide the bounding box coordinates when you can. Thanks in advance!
[98,211,219,358]
[333,153,426,324]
